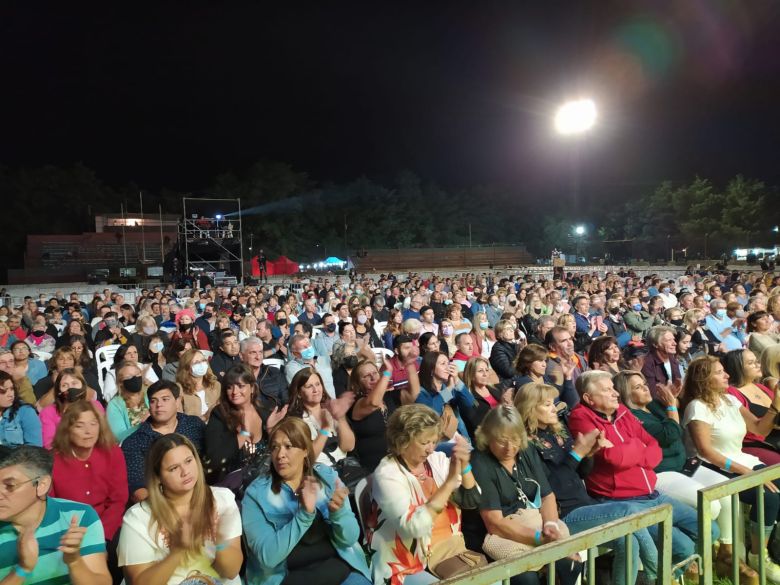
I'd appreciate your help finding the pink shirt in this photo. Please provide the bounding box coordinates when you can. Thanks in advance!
[40,400,105,449]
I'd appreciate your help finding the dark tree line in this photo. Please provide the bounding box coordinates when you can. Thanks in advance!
[1,161,778,280]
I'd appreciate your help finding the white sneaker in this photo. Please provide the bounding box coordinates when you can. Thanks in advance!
[748,551,780,583]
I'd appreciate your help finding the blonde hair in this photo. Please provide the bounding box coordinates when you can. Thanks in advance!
[463,356,490,392]
[145,434,215,557]
[613,370,646,409]
[475,405,528,451]
[385,404,441,457]
[513,382,561,435]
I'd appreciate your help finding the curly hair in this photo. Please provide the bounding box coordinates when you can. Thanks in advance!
[385,404,441,458]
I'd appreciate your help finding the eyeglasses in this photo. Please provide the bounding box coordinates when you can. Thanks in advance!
[0,476,40,495]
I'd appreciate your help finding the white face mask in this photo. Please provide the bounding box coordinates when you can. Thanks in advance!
[150,341,164,353]
[191,362,208,377]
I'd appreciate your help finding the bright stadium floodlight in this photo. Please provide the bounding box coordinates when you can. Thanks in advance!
[215,214,223,220]
[575,225,586,236]
[555,99,597,136]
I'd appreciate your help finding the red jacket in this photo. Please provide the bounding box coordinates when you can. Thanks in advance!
[567,402,662,499]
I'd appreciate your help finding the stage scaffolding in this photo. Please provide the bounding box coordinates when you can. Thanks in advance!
[179,197,245,284]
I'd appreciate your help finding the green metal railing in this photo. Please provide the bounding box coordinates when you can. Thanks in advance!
[437,504,673,585]
[698,462,780,585]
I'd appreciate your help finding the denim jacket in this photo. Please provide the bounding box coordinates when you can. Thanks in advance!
[416,379,476,442]
[241,463,370,585]
[0,405,43,446]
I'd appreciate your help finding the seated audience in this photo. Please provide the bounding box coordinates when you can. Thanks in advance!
[514,343,578,409]
[40,368,104,448]
[0,445,111,584]
[568,370,702,573]
[288,367,355,466]
[683,355,780,579]
[203,365,286,487]
[614,370,751,582]
[368,404,482,585]
[0,370,41,446]
[723,348,780,466]
[118,433,243,584]
[102,344,159,403]
[242,417,371,585]
[176,348,221,419]
[50,401,128,543]
[106,361,149,442]
[122,380,205,502]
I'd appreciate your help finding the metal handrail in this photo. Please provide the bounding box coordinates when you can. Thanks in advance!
[438,504,673,585]
[698,462,780,585]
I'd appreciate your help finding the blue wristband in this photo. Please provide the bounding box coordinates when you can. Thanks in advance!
[382,370,392,378]
[319,428,330,437]
[215,542,228,551]
[666,406,678,412]
[534,530,542,545]
[724,458,732,471]
[569,450,583,462]
[239,430,251,437]
[461,464,472,476]
[14,566,33,578]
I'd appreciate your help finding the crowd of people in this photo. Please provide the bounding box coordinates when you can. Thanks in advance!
[1,266,780,584]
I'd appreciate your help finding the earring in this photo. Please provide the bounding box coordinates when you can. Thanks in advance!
[159,484,164,494]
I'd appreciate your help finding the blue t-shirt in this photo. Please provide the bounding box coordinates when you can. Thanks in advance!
[0,497,106,583]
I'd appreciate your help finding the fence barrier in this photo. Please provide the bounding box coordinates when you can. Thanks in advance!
[698,462,780,585]
[438,504,673,585]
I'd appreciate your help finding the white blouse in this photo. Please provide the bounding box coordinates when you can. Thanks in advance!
[683,394,763,469]
[118,486,242,585]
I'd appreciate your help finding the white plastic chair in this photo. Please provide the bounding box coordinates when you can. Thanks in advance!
[264,358,285,369]
[32,350,52,363]
[94,344,121,398]
[371,347,394,366]
[374,320,387,338]
[354,477,370,536]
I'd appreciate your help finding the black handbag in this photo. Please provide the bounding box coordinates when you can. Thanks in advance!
[325,451,370,494]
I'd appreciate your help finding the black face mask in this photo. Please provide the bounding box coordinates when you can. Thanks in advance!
[179,322,193,331]
[123,375,143,393]
[670,319,684,327]
[203,311,213,319]
[325,323,337,333]
[31,330,45,338]
[277,319,288,326]
[343,355,359,369]
[608,307,621,315]
[64,387,86,402]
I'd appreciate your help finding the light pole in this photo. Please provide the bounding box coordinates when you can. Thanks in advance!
[555,98,597,220]
[574,225,586,261]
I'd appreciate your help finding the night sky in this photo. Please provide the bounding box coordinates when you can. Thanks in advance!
[2,1,780,196]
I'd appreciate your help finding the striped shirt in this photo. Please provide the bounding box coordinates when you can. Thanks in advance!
[0,497,106,583]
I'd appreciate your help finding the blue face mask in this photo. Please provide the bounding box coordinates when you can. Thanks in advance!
[715,309,727,319]
[198,302,206,310]
[479,321,489,330]
[703,294,711,302]
[300,346,316,361]
[632,303,643,312]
